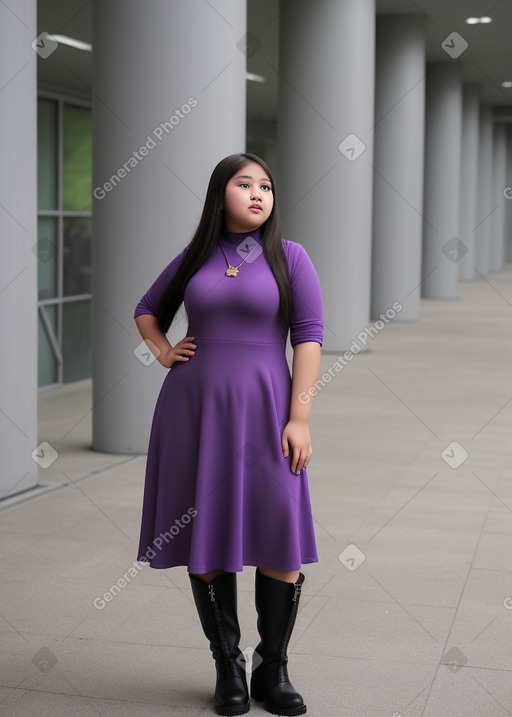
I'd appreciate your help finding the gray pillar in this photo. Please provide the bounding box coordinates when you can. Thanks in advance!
[490,123,507,272]
[278,0,375,351]
[422,63,463,298]
[474,105,494,276]
[372,15,425,321]
[0,0,38,498]
[506,126,512,264]
[458,85,480,281]
[92,0,246,453]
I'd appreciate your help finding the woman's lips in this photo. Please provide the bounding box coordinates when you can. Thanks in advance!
[249,205,262,212]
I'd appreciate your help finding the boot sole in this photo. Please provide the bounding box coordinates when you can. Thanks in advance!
[215,701,250,716]
[251,694,307,716]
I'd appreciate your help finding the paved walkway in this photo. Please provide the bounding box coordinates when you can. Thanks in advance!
[1,266,511,716]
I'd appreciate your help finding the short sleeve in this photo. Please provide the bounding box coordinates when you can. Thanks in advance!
[134,247,188,318]
[283,240,323,347]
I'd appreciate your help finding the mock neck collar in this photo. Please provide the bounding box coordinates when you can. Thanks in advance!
[219,227,263,244]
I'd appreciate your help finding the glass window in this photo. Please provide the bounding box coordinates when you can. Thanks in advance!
[37,96,93,388]
[37,216,58,301]
[63,217,92,296]
[38,305,58,386]
[37,98,58,211]
[63,105,92,212]
[62,300,91,382]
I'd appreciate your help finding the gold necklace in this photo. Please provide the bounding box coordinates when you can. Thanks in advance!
[217,237,262,277]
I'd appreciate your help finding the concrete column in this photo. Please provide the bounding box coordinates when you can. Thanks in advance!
[0,0,38,498]
[474,105,494,276]
[277,0,375,351]
[422,62,463,298]
[92,0,246,453]
[458,85,480,281]
[372,15,426,321]
[490,123,507,271]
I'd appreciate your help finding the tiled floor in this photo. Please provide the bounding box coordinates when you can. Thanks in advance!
[1,266,512,716]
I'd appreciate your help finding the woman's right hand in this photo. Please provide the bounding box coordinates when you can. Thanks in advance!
[159,336,196,368]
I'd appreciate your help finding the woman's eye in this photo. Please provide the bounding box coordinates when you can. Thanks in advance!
[240,183,250,189]
[261,184,271,191]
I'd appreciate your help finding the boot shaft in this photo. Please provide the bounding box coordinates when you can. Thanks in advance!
[254,570,304,663]
[189,572,242,663]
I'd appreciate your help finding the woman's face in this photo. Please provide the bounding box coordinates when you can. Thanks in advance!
[223,161,274,232]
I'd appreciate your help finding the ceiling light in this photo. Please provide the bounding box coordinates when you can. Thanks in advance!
[502,81,512,88]
[246,72,266,83]
[51,34,92,52]
[465,16,493,24]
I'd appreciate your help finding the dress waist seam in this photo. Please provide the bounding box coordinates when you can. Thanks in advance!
[192,338,286,346]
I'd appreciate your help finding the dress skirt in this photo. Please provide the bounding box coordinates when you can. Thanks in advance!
[137,338,318,572]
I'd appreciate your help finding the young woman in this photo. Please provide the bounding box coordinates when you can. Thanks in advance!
[134,153,323,716]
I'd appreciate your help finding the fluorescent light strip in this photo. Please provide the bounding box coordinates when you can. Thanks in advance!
[47,35,267,83]
[246,72,266,83]
[51,34,92,52]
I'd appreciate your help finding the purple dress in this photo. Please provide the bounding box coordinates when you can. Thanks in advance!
[134,229,323,573]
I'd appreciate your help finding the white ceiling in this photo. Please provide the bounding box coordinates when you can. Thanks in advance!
[36,0,512,118]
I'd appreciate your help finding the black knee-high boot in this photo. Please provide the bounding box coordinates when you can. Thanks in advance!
[189,572,250,716]
[250,570,307,716]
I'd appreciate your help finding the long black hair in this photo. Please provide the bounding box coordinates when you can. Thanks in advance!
[155,153,293,333]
